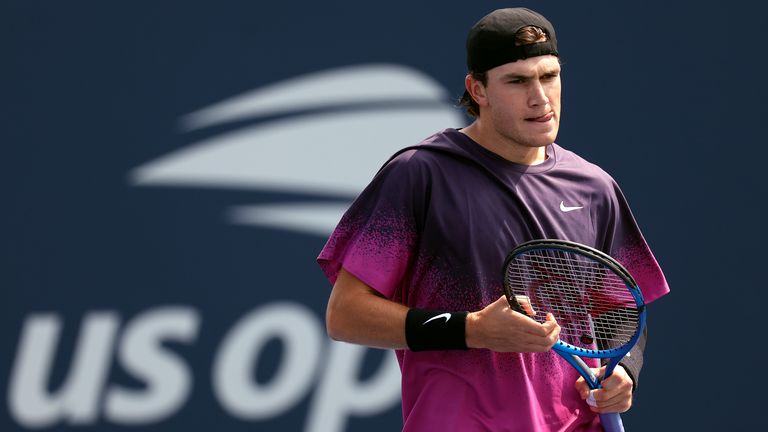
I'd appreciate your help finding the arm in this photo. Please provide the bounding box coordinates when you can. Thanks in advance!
[326,268,409,349]
[618,326,646,390]
[326,268,561,352]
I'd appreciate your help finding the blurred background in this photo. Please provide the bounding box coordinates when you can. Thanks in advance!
[2,0,765,430]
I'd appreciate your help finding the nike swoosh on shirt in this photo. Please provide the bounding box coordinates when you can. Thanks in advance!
[560,201,584,212]
[423,313,451,325]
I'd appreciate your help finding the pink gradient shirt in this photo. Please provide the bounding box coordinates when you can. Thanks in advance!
[318,129,669,431]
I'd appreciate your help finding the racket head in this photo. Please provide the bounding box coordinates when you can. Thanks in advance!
[503,239,646,359]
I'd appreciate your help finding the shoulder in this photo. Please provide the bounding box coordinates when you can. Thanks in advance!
[552,143,619,190]
[381,130,466,173]
[378,148,438,182]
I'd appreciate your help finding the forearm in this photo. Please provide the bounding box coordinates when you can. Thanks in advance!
[326,270,559,353]
[326,268,409,349]
[617,325,647,391]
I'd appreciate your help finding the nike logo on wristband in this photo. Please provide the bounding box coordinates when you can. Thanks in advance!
[422,313,451,325]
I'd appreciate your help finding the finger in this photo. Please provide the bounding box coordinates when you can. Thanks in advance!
[540,316,558,329]
[591,386,619,405]
[502,295,535,316]
[549,321,561,339]
[523,327,558,345]
[586,390,598,407]
[594,380,632,407]
[541,321,561,343]
[518,318,552,337]
[542,313,560,329]
[534,326,561,350]
[593,388,632,408]
[509,324,558,346]
[599,372,622,391]
[591,366,607,382]
[573,377,590,400]
[587,375,633,413]
[509,310,559,340]
[587,393,632,414]
[514,295,536,316]
[496,295,515,311]
[519,336,556,351]
[521,336,560,352]
[598,367,631,395]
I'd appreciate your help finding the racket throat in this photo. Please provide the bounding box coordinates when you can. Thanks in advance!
[567,354,601,390]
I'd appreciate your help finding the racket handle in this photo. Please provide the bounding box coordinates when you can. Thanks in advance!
[598,363,624,432]
[599,413,625,432]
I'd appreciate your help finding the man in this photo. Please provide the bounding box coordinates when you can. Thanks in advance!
[318,7,669,431]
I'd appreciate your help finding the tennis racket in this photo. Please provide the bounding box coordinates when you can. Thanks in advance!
[503,239,646,432]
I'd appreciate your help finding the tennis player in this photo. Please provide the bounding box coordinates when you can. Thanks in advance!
[318,7,669,431]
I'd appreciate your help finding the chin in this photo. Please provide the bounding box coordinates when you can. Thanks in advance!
[525,135,557,148]
[518,125,558,147]
[535,131,558,147]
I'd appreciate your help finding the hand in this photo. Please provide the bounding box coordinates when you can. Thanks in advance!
[465,295,560,352]
[575,365,634,414]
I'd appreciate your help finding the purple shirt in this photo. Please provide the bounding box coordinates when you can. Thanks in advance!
[318,129,669,431]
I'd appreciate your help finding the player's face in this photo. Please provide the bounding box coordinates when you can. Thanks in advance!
[474,55,561,149]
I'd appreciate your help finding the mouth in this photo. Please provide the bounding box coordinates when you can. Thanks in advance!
[526,112,554,123]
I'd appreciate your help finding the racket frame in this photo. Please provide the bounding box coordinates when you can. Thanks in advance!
[503,239,647,431]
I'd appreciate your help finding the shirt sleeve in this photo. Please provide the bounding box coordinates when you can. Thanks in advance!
[317,150,425,299]
[602,180,670,304]
[600,180,667,391]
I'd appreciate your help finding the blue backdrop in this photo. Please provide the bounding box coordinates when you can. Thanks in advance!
[3,1,765,430]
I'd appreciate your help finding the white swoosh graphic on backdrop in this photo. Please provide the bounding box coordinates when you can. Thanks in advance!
[228,203,351,237]
[130,108,459,196]
[130,64,465,235]
[180,63,450,131]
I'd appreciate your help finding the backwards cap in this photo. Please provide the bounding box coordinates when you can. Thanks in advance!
[466,7,558,73]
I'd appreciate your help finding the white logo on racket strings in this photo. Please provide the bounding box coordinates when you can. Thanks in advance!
[423,313,451,325]
[559,201,584,212]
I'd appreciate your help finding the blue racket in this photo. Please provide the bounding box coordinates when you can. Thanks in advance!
[503,239,646,432]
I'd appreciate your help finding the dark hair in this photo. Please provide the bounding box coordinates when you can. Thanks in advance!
[459,26,550,117]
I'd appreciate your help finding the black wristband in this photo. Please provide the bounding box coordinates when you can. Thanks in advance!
[618,325,647,392]
[405,308,469,351]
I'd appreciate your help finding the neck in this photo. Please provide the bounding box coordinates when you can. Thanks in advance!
[460,121,548,165]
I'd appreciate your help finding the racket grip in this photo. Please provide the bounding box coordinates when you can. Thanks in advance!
[599,413,625,432]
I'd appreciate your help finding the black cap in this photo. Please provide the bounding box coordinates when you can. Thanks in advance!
[466,8,558,73]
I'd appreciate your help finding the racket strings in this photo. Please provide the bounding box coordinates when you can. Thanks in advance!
[506,251,640,350]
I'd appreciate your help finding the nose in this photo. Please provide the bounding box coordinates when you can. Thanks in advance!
[528,80,549,107]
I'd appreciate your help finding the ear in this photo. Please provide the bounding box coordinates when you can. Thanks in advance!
[465,74,488,108]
